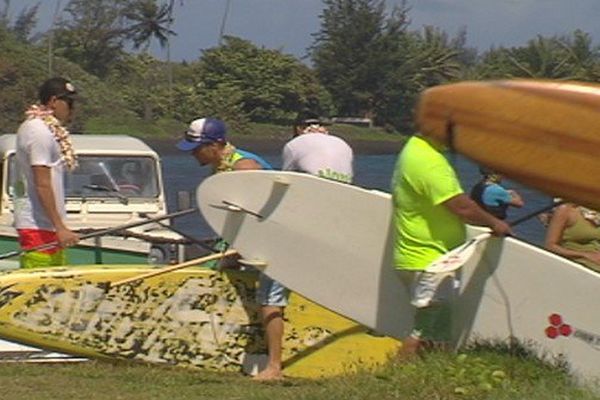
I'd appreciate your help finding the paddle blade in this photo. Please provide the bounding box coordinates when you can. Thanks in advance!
[425,233,491,273]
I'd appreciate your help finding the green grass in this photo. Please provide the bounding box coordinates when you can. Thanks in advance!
[83,116,184,138]
[1,348,597,400]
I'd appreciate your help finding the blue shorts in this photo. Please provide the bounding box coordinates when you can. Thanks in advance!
[256,273,289,307]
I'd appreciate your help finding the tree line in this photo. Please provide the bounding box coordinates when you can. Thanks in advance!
[1,0,600,135]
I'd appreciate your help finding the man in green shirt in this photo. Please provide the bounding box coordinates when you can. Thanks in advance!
[392,135,512,357]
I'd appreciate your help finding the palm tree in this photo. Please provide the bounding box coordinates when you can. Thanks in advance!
[124,0,176,52]
[124,0,179,118]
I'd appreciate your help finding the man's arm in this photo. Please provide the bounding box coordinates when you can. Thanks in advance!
[484,184,524,208]
[32,166,79,247]
[507,189,525,207]
[444,193,512,236]
[233,158,262,170]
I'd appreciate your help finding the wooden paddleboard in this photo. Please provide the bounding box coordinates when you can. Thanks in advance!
[196,170,414,339]
[0,266,399,378]
[454,225,600,380]
[416,80,600,210]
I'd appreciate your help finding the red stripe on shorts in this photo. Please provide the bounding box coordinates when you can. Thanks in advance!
[17,229,61,254]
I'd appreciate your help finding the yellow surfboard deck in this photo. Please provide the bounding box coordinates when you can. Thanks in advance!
[417,79,600,210]
[0,266,399,378]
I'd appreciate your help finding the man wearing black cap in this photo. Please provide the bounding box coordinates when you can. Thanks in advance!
[283,112,353,183]
[177,117,288,381]
[13,77,80,268]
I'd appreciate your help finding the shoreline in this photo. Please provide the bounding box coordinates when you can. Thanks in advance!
[145,137,404,156]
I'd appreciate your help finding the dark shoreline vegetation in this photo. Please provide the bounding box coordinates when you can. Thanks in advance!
[144,135,405,156]
[6,0,600,150]
[89,120,408,156]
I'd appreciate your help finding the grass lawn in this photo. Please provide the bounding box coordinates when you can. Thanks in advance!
[1,347,598,400]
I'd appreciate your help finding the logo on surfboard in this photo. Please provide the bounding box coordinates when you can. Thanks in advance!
[545,313,600,350]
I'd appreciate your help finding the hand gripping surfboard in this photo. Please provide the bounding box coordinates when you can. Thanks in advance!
[416,80,600,210]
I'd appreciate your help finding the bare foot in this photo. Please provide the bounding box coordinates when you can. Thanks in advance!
[394,336,421,362]
[252,367,284,381]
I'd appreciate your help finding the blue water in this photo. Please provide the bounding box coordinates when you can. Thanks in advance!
[161,153,552,248]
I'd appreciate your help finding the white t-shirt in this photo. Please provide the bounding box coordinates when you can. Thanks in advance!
[13,118,66,230]
[281,133,354,183]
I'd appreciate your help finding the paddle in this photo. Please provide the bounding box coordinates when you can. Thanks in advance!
[425,201,563,273]
[143,215,219,253]
[109,249,238,288]
[0,207,198,261]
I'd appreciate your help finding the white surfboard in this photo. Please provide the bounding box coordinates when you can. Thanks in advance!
[197,170,600,380]
[456,225,600,380]
[0,339,85,363]
[197,170,414,339]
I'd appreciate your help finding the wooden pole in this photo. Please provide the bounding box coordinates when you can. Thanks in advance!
[110,249,238,288]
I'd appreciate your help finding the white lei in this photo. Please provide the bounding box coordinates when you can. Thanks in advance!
[24,104,77,171]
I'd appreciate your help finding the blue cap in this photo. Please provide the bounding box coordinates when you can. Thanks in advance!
[176,118,227,152]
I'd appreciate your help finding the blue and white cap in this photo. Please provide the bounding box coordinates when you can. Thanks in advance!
[176,118,227,152]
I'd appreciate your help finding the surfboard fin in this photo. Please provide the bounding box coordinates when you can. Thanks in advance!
[210,201,264,219]
[273,176,290,186]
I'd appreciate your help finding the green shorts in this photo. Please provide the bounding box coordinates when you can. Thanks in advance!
[20,249,67,269]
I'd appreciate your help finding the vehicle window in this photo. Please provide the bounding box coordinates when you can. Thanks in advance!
[7,155,160,199]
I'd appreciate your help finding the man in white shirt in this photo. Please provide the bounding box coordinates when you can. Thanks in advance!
[282,112,354,183]
[14,77,80,268]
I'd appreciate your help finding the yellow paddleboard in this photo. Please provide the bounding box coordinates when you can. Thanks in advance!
[0,266,399,378]
[417,79,600,210]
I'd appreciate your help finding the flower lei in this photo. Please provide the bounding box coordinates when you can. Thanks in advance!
[25,105,77,171]
[215,142,238,173]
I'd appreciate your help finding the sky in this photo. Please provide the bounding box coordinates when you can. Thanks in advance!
[9,0,600,62]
